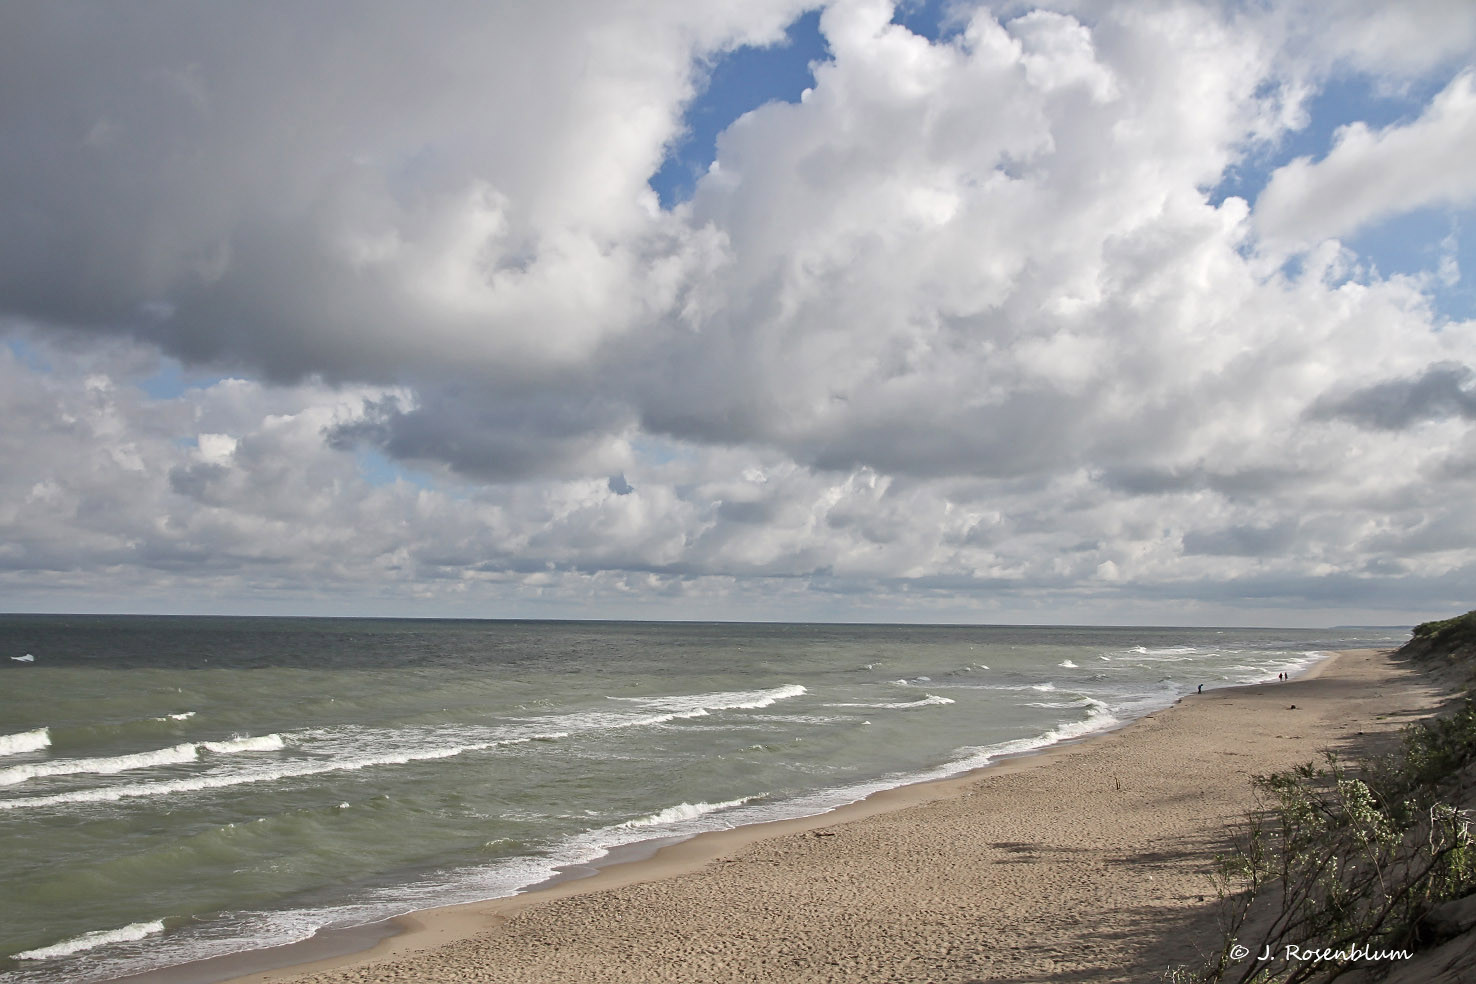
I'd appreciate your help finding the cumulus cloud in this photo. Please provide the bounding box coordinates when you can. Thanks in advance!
[2,0,1476,621]
[1255,70,1476,253]
[0,0,803,376]
[1309,362,1476,429]
[1274,0,1476,79]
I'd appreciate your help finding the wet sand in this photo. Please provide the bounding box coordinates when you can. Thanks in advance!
[152,648,1446,984]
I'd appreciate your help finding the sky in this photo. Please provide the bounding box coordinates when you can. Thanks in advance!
[3,0,1476,627]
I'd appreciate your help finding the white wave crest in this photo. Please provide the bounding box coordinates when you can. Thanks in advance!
[1059,660,1078,668]
[10,653,35,662]
[725,684,807,709]
[0,743,199,787]
[586,685,806,731]
[0,733,287,787]
[15,919,166,960]
[1125,645,1198,660]
[0,735,546,810]
[826,694,956,710]
[615,684,805,712]
[1023,696,1111,715]
[153,712,196,722]
[201,734,285,754]
[930,705,1125,780]
[0,727,50,756]
[1041,704,1118,738]
[618,795,760,829]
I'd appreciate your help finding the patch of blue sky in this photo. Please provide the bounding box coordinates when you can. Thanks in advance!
[4,336,50,372]
[5,335,237,398]
[888,0,958,42]
[1210,69,1473,319]
[1211,72,1447,208]
[1344,206,1462,276]
[134,352,232,400]
[630,435,699,468]
[649,9,830,208]
[1343,206,1476,322]
[355,447,436,490]
[1270,206,1474,322]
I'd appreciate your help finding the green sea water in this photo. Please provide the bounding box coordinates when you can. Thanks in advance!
[0,617,1405,983]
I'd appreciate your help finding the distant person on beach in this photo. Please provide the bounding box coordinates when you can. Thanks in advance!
[1197,684,1203,693]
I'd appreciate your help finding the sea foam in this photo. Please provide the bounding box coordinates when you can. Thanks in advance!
[201,734,286,755]
[1125,645,1198,660]
[618,795,761,829]
[0,734,286,787]
[15,920,166,960]
[924,701,1123,780]
[0,727,50,756]
[0,734,543,810]
[609,684,806,713]
[561,685,808,733]
[825,694,955,710]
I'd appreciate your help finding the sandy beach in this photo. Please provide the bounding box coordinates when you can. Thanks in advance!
[157,648,1448,984]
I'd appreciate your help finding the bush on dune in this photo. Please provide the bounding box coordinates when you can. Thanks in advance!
[1401,611,1476,662]
[1173,616,1476,983]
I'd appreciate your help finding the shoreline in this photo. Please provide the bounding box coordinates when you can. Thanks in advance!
[108,647,1440,984]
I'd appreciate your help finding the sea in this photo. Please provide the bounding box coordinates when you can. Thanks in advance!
[0,616,1408,984]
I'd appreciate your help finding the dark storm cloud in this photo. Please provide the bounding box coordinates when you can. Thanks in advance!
[0,0,801,375]
[326,390,633,482]
[800,390,1090,480]
[1097,465,1307,498]
[1182,521,1300,557]
[168,462,231,504]
[1309,363,1476,430]
[1097,467,1204,496]
[716,499,776,524]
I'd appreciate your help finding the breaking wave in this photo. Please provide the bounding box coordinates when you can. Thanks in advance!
[0,727,51,757]
[0,735,286,787]
[15,920,166,961]
[618,796,762,829]
[824,694,955,710]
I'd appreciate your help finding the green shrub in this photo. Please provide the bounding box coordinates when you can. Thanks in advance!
[1405,610,1476,655]
[1178,706,1476,983]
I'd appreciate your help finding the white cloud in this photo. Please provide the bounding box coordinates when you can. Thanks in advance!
[0,0,809,379]
[2,1,1476,622]
[1279,0,1476,79]
[1255,71,1476,253]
